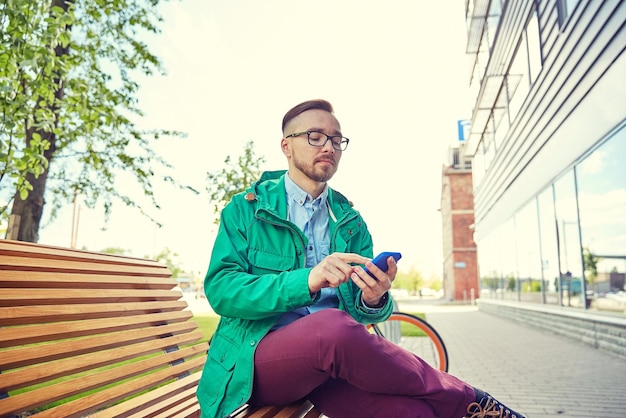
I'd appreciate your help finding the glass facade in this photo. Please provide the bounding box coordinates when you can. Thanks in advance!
[471,7,542,194]
[577,132,626,304]
[465,1,625,314]
[478,128,626,313]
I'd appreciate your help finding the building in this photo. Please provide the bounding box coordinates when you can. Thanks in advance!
[441,143,479,303]
[462,0,625,312]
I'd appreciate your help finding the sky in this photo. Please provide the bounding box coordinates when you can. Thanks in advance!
[39,0,472,279]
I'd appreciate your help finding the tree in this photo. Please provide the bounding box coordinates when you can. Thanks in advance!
[1,0,187,242]
[392,267,424,296]
[99,246,131,256]
[507,275,516,291]
[205,140,266,224]
[583,246,600,286]
[100,246,184,278]
[151,247,183,279]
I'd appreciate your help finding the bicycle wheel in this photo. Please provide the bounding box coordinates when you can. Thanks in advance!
[368,312,449,372]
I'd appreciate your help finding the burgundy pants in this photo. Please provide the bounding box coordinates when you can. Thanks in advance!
[249,309,474,418]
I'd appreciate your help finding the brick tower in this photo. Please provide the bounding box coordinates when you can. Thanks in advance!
[440,144,478,302]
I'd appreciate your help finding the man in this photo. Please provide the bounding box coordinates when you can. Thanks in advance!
[196,99,525,418]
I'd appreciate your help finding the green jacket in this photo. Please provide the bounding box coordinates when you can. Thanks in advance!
[196,170,393,417]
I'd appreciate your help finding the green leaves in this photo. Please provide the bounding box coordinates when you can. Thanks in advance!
[1,0,186,236]
[2,1,69,211]
[206,140,266,224]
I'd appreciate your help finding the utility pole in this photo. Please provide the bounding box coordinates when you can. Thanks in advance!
[71,189,80,248]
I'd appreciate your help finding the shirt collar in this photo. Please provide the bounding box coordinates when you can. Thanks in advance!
[285,173,328,206]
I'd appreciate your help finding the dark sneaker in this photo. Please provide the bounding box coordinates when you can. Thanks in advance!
[466,389,526,418]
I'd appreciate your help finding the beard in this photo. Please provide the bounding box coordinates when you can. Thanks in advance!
[292,153,338,183]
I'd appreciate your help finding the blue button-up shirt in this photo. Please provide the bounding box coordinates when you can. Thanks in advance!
[272,174,339,329]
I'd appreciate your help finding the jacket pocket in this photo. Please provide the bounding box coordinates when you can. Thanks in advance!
[248,248,294,274]
[200,335,238,406]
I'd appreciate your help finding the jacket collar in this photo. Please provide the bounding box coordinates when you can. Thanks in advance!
[247,170,355,222]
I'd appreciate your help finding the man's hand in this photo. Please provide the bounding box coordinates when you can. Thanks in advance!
[308,253,368,294]
[351,255,397,306]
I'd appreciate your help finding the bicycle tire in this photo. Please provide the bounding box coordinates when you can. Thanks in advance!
[368,312,449,372]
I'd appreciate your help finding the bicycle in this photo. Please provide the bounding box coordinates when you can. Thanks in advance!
[368,311,449,372]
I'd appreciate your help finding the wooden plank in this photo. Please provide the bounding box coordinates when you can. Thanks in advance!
[1,330,205,392]
[233,406,281,418]
[96,375,201,418]
[151,395,201,418]
[170,409,201,418]
[0,323,201,370]
[0,288,182,307]
[0,321,201,369]
[0,239,166,267]
[0,270,176,289]
[0,254,172,276]
[233,401,318,418]
[0,310,193,347]
[274,402,317,418]
[29,356,206,418]
[303,408,323,418]
[170,410,201,418]
[0,347,206,418]
[0,254,169,274]
[0,300,189,326]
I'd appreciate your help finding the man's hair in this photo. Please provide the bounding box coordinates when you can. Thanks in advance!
[282,99,334,133]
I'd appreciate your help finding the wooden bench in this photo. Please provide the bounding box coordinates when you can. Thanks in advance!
[0,239,321,418]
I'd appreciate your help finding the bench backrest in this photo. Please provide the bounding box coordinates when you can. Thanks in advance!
[0,239,208,418]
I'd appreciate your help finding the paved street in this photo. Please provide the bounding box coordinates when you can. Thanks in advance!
[408,302,626,418]
[187,295,626,417]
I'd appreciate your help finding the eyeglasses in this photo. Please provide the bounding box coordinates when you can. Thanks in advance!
[285,131,350,151]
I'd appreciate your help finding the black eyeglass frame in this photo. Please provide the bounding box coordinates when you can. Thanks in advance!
[285,131,350,151]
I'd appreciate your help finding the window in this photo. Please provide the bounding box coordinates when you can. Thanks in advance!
[472,141,486,191]
[576,130,626,300]
[526,10,542,84]
[485,0,503,51]
[553,170,585,308]
[507,42,529,121]
[483,130,496,171]
[557,0,581,28]
[477,218,518,300]
[507,8,542,122]
[537,186,560,305]
[514,198,542,302]
[493,88,509,147]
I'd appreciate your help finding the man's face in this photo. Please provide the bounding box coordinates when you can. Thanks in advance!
[282,109,343,184]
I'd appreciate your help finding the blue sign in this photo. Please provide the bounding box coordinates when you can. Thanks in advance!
[457,119,471,142]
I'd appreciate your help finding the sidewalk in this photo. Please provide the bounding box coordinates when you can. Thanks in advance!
[186,295,626,416]
[419,304,626,418]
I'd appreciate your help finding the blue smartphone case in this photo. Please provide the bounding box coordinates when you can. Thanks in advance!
[365,251,402,279]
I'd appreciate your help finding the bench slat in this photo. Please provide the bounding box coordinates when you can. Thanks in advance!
[0,269,176,289]
[0,288,182,307]
[170,410,202,418]
[152,395,202,418]
[29,355,207,418]
[0,239,167,267]
[0,310,193,347]
[0,254,172,276]
[1,330,205,392]
[0,346,207,418]
[232,401,318,418]
[0,321,199,369]
[0,300,189,326]
[96,374,201,418]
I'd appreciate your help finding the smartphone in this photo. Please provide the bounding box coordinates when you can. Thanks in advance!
[364,251,402,279]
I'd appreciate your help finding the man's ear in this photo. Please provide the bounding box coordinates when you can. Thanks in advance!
[281,138,291,157]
